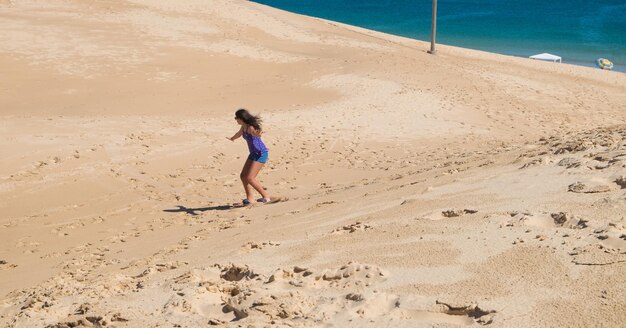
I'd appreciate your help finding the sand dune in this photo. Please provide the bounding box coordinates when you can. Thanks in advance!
[1,0,625,327]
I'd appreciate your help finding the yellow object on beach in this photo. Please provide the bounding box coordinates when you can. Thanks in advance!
[596,58,614,70]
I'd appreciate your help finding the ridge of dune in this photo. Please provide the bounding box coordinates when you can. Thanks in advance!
[1,1,625,327]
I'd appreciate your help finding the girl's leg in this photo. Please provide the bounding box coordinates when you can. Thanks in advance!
[244,160,270,201]
[240,160,255,202]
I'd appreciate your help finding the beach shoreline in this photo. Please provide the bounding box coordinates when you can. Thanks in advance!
[251,0,626,72]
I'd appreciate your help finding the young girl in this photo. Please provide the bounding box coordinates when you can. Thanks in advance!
[227,108,271,205]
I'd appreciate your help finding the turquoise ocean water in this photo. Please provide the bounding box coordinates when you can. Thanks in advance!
[252,0,626,71]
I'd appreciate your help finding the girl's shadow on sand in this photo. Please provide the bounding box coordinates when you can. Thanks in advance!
[163,204,233,215]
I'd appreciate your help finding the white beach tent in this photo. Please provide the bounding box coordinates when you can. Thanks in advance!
[529,53,562,63]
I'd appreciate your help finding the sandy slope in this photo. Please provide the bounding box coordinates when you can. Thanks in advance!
[1,0,625,327]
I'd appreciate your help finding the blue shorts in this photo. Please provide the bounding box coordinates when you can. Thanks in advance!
[248,151,268,163]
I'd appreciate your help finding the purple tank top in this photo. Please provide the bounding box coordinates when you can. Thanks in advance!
[242,129,267,155]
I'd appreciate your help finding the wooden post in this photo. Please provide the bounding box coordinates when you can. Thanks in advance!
[428,0,437,54]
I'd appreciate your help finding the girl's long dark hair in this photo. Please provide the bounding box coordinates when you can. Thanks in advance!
[235,108,262,132]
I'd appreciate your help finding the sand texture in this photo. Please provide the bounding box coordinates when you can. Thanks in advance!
[1,0,625,327]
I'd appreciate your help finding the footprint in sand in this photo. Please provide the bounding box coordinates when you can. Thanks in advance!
[48,309,130,327]
[218,263,260,282]
[331,222,373,234]
[163,295,193,315]
[0,260,17,270]
[550,212,589,229]
[441,209,478,218]
[568,180,614,194]
[431,301,496,325]
[569,243,626,266]
[241,241,281,251]
[614,176,626,189]
[309,200,336,210]
[506,212,588,229]
[518,157,547,169]
[134,261,189,279]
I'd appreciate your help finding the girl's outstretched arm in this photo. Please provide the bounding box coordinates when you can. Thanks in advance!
[227,126,243,141]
